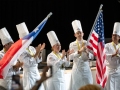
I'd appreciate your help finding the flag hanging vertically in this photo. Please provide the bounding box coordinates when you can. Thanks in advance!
[87,10,107,87]
[0,12,52,79]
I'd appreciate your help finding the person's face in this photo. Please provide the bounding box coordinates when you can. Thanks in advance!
[74,31,84,39]
[112,34,120,42]
[52,43,61,52]
[4,42,14,51]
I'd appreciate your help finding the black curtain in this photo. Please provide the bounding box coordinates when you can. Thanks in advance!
[0,0,120,51]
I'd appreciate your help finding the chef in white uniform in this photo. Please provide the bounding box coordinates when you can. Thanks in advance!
[105,22,120,90]
[0,27,21,90]
[16,22,45,90]
[68,20,94,90]
[46,31,70,90]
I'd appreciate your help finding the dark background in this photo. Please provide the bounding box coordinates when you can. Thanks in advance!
[0,0,120,51]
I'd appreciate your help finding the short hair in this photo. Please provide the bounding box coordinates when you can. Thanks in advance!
[79,84,101,90]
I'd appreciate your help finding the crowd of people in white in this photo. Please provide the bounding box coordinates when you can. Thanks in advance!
[0,19,120,90]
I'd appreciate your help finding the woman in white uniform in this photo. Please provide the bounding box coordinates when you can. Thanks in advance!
[46,31,70,90]
[104,22,120,90]
[68,20,94,90]
[16,22,45,90]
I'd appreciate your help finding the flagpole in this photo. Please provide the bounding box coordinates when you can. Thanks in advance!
[87,4,103,44]
[34,12,53,30]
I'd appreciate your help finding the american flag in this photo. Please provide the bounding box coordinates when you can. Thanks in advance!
[87,11,107,88]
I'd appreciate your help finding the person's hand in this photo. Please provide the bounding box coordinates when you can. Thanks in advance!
[81,46,86,52]
[68,49,74,55]
[35,44,41,54]
[34,44,43,58]
[35,43,45,56]
[13,61,23,71]
[40,43,45,52]
[112,49,119,57]
[66,49,74,61]
[61,50,66,59]
[78,46,86,54]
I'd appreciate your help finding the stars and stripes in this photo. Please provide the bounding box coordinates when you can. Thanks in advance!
[87,11,107,88]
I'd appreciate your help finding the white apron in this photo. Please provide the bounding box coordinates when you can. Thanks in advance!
[46,52,70,90]
[104,42,120,90]
[23,66,44,90]
[69,40,93,90]
[105,67,120,90]
[19,46,45,90]
[47,69,65,90]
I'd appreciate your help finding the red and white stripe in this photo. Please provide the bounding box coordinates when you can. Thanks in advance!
[87,30,98,55]
[96,43,107,87]
[87,30,107,88]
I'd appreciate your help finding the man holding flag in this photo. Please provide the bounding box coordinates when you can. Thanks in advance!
[68,20,94,90]
[16,22,45,90]
[0,27,22,90]
[104,22,120,90]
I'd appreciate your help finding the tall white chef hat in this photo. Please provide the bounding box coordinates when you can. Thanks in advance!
[72,20,83,33]
[16,22,29,38]
[113,22,120,36]
[47,31,60,47]
[0,27,14,46]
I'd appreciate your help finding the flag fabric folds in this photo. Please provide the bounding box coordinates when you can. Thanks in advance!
[87,11,107,87]
[0,12,52,79]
